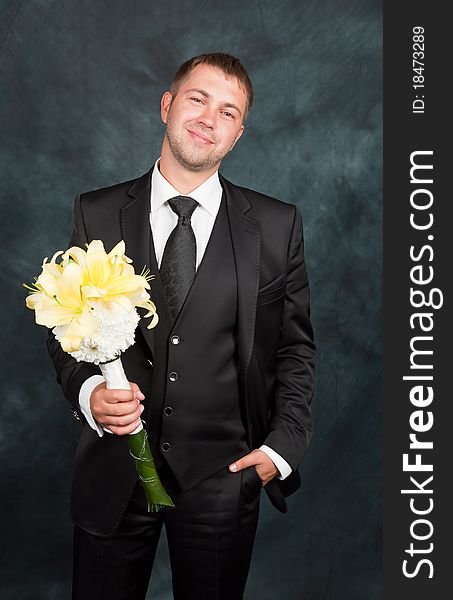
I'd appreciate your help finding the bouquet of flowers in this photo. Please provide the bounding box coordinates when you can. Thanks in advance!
[24,239,174,511]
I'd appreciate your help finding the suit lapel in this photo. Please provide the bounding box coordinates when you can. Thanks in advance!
[120,168,156,358]
[220,174,261,377]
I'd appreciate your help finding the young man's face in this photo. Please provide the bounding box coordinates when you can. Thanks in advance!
[161,64,247,172]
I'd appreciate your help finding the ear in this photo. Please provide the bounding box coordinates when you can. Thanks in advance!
[230,124,245,152]
[161,91,173,124]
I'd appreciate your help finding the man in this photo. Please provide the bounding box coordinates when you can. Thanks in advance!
[47,53,315,600]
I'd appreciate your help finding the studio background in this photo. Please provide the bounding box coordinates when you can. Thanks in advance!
[0,0,382,598]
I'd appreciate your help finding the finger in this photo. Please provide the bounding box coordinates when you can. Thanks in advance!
[108,417,143,436]
[101,399,143,417]
[102,389,139,404]
[103,405,145,424]
[106,406,144,428]
[91,401,145,425]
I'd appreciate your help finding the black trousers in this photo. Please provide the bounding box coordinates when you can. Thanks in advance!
[72,463,262,600]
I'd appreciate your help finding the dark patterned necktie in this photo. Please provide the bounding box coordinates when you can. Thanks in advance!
[160,195,199,319]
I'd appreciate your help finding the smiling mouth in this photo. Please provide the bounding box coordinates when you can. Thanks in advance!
[187,129,214,144]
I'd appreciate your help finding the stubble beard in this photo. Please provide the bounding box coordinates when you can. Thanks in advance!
[165,113,229,173]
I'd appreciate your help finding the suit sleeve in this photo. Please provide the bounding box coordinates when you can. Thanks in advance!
[46,194,101,423]
[263,205,316,470]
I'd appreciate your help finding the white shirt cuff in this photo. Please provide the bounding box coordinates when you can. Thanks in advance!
[259,445,292,480]
[78,375,113,437]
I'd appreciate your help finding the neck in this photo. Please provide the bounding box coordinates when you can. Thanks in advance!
[159,140,219,195]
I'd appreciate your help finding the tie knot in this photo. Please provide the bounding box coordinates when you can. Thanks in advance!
[168,196,198,221]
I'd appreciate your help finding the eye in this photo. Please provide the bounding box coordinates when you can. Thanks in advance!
[222,111,234,119]
[190,97,203,104]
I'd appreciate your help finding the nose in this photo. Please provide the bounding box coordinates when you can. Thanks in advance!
[197,103,216,129]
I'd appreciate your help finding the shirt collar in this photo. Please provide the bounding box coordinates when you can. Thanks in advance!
[150,158,222,217]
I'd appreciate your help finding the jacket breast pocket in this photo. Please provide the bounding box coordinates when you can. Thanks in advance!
[257,275,286,307]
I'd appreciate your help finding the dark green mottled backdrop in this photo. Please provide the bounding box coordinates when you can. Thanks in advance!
[0,0,382,598]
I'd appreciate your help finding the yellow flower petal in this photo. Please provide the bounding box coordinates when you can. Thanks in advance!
[53,262,84,309]
[86,240,106,254]
[26,293,77,327]
[146,310,159,329]
[107,240,126,259]
[63,246,88,268]
[60,310,98,352]
[81,285,107,299]
[85,244,110,287]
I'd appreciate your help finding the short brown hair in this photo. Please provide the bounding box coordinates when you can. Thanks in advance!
[170,53,254,120]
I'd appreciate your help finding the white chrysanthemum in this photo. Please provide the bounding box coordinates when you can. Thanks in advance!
[53,302,140,364]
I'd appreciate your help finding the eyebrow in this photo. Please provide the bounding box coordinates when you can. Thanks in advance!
[185,88,243,117]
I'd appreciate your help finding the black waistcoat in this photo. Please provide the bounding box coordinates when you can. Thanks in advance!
[145,194,250,492]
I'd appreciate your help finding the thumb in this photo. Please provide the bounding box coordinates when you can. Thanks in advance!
[129,381,145,401]
[229,451,257,473]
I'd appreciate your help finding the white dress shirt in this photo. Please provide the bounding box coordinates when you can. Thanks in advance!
[79,159,292,480]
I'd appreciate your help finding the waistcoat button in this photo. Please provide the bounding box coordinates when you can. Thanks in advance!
[169,371,178,382]
[161,442,171,452]
[164,406,173,416]
[171,335,180,345]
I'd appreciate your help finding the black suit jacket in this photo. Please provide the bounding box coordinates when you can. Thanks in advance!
[47,167,316,531]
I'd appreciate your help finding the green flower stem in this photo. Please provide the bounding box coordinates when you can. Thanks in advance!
[127,427,175,512]
[99,357,174,512]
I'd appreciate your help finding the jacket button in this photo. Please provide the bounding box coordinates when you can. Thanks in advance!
[164,406,173,416]
[171,335,180,345]
[161,442,171,452]
[169,371,178,382]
